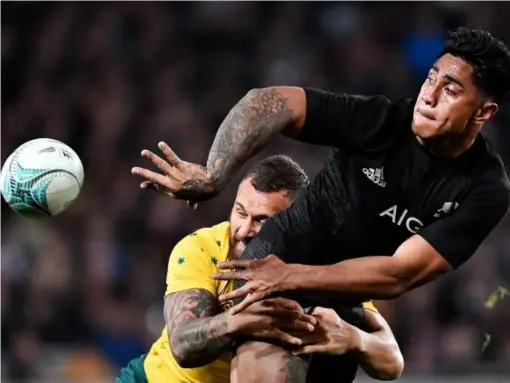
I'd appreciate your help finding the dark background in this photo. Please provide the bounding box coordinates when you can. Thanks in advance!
[2,2,510,382]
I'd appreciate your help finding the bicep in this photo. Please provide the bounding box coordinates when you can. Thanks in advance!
[164,288,218,331]
[391,235,453,292]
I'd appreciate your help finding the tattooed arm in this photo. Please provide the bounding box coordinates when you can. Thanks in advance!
[165,288,234,368]
[166,288,316,369]
[205,87,307,194]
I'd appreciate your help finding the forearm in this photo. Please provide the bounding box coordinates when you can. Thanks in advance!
[206,87,302,192]
[169,310,235,368]
[288,256,405,300]
[351,327,404,381]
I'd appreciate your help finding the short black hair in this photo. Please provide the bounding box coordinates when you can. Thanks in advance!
[438,27,510,105]
[243,155,309,200]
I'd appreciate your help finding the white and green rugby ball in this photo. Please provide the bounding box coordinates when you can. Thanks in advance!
[1,138,84,218]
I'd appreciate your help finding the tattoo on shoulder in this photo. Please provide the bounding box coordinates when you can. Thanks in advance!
[206,88,294,190]
[164,288,232,367]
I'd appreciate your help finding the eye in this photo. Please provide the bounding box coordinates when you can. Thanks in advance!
[444,87,457,96]
[426,74,436,85]
[237,208,248,218]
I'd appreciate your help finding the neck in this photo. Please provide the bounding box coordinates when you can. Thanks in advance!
[416,124,480,158]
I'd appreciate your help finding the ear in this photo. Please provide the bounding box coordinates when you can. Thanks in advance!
[472,101,498,124]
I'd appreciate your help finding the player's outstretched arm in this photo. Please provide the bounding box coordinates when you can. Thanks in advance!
[215,181,509,307]
[204,87,306,195]
[132,87,306,202]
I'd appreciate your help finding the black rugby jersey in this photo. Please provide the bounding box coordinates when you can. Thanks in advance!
[271,88,510,269]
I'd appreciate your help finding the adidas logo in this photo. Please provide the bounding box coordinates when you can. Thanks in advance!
[362,167,386,187]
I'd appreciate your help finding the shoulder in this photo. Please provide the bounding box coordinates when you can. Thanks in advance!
[175,222,230,253]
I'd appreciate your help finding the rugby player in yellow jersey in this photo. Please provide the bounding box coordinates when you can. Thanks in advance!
[121,155,403,383]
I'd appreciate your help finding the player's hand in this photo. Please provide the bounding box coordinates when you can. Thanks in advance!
[292,307,358,356]
[131,141,217,206]
[228,297,317,346]
[214,255,293,314]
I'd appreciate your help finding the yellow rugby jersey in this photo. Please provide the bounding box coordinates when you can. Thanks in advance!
[144,221,233,383]
[143,221,378,383]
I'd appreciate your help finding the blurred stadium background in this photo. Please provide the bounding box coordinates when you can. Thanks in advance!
[1,2,510,382]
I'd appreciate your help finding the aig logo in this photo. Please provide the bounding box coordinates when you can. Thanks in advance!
[379,205,424,234]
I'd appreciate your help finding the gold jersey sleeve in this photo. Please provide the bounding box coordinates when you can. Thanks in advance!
[362,300,378,313]
[164,232,217,297]
[144,222,232,383]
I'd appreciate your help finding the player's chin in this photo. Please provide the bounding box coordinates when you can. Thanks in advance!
[412,117,444,139]
[230,242,247,259]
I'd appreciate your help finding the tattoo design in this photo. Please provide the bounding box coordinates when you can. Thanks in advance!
[182,88,294,197]
[280,352,310,383]
[165,288,234,368]
[241,342,310,383]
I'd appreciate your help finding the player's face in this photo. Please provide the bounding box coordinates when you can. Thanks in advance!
[412,54,496,140]
[229,178,293,259]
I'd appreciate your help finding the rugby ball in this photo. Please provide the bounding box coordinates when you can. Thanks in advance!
[0,138,84,218]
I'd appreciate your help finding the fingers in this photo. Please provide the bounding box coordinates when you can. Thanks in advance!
[140,181,176,197]
[158,142,182,168]
[312,307,343,325]
[218,282,253,303]
[214,270,250,282]
[132,167,173,188]
[292,344,329,355]
[140,180,156,190]
[216,259,254,270]
[267,329,303,346]
[291,311,317,327]
[141,150,173,175]
[286,316,315,333]
[230,293,262,315]
[267,297,303,313]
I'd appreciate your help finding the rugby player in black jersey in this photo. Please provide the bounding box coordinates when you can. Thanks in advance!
[133,27,510,382]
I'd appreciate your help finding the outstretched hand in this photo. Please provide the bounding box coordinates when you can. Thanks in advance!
[132,141,217,206]
[214,255,295,315]
[293,307,358,356]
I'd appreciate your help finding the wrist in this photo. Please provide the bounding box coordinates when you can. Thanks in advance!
[225,310,243,338]
[284,264,311,290]
[348,326,365,354]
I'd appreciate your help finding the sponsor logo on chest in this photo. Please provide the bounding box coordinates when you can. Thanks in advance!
[379,204,424,234]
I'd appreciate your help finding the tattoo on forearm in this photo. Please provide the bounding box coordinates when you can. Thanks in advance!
[205,88,294,191]
[165,288,234,368]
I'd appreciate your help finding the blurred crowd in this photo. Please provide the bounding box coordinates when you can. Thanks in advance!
[2,2,510,382]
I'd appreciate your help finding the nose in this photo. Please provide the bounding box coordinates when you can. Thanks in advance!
[237,220,256,240]
[422,84,439,107]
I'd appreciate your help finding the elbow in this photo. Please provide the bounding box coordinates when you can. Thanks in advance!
[382,354,404,381]
[378,280,407,300]
[171,347,201,369]
[168,332,201,369]
[372,346,405,381]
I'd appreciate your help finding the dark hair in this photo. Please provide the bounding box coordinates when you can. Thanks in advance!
[244,155,309,200]
[438,27,510,105]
